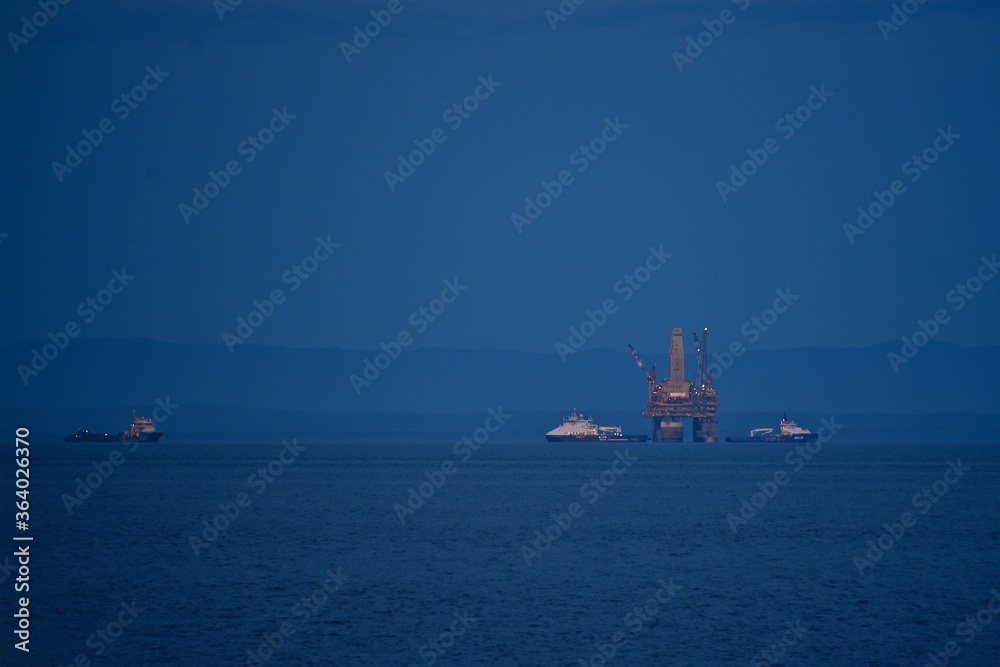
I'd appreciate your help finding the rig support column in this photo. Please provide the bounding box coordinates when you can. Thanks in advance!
[692,417,718,443]
[652,418,684,442]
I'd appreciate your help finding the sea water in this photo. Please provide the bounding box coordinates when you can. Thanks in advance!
[3,439,998,666]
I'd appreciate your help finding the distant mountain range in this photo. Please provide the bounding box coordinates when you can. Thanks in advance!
[4,337,997,415]
[0,338,1000,444]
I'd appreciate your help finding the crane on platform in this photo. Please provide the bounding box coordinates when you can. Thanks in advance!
[627,344,656,386]
[691,327,712,391]
[694,328,713,390]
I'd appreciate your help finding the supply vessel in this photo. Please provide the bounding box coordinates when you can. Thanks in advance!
[64,412,163,443]
[725,414,818,443]
[545,411,648,442]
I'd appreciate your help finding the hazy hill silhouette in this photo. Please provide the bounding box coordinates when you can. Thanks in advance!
[4,337,997,414]
[3,337,998,442]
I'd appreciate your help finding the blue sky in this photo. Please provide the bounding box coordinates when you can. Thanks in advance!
[2,0,997,354]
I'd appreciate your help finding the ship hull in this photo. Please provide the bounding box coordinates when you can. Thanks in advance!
[64,432,163,443]
[546,434,648,443]
[725,433,818,443]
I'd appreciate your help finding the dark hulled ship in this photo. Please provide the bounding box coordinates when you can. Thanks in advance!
[64,412,163,443]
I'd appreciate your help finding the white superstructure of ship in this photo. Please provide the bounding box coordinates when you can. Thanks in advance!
[545,410,647,442]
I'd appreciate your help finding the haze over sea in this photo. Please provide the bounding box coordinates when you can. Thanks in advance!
[3,432,997,666]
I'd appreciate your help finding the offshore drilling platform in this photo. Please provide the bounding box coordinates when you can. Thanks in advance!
[629,327,718,442]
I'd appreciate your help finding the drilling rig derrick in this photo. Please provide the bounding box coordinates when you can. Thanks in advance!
[635,327,718,443]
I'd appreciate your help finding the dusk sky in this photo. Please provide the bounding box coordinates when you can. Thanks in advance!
[3,0,997,356]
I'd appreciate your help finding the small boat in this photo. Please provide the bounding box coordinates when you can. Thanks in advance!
[545,410,648,442]
[725,413,818,443]
[64,412,163,443]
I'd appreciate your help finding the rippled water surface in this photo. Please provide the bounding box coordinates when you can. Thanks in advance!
[4,439,998,666]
